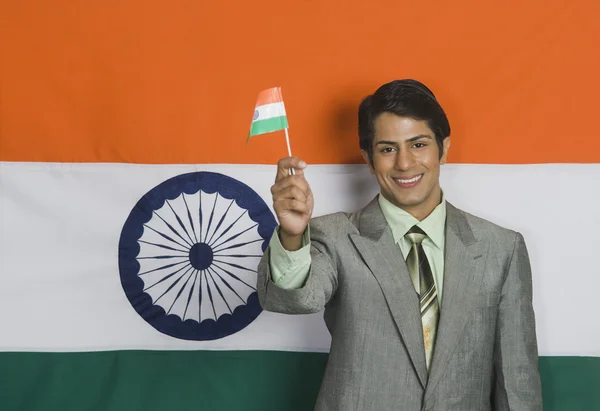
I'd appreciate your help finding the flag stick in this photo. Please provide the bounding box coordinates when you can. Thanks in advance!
[284,127,295,175]
[284,128,293,157]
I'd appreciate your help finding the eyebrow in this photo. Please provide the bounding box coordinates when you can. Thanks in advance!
[375,135,434,146]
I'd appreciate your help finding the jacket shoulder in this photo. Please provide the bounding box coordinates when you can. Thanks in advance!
[309,210,360,237]
[451,203,522,248]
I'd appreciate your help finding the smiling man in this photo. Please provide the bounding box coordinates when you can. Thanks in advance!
[257,79,542,411]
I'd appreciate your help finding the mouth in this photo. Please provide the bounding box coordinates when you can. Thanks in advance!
[393,174,423,188]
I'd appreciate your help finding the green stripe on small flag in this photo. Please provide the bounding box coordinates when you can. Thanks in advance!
[249,116,288,137]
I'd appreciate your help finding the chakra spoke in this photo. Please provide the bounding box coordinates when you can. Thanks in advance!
[166,200,196,246]
[212,262,256,290]
[208,266,246,304]
[144,263,192,292]
[182,195,198,243]
[183,271,199,320]
[208,210,249,247]
[154,265,195,305]
[137,255,188,260]
[167,269,196,315]
[213,254,262,258]
[138,260,189,276]
[213,238,263,254]
[206,270,232,315]
[152,211,193,248]
[143,224,190,250]
[198,191,204,243]
[204,194,219,246]
[138,240,188,253]
[198,270,204,321]
[206,199,235,245]
[212,259,257,273]
[205,270,217,319]
[211,222,258,250]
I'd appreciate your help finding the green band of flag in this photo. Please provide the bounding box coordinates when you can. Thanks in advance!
[0,352,598,410]
[249,116,288,137]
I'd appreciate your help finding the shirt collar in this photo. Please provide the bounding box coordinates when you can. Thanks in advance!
[378,191,447,250]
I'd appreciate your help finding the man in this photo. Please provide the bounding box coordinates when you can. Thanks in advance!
[257,79,542,410]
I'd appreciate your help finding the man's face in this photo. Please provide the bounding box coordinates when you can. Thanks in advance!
[362,112,450,220]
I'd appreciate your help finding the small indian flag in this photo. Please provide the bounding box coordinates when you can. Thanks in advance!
[248,87,289,138]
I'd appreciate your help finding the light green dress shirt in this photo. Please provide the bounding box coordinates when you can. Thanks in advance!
[268,194,447,303]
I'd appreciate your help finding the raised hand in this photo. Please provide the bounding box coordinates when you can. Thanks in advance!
[271,157,314,251]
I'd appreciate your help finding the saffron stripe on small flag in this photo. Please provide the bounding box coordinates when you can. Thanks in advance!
[249,87,288,138]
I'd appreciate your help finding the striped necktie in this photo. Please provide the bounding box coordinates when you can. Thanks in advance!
[405,226,439,371]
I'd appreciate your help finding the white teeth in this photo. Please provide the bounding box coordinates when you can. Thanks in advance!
[396,175,422,184]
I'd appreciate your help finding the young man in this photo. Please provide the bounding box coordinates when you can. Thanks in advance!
[257,79,542,410]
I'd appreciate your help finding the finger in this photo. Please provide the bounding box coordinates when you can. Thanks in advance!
[272,186,308,203]
[274,199,311,215]
[276,157,307,181]
[270,175,310,196]
[276,199,310,216]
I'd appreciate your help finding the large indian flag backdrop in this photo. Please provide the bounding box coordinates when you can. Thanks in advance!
[1,1,599,410]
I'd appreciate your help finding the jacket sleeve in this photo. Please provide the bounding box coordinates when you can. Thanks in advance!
[268,226,312,289]
[257,217,339,314]
[493,232,543,410]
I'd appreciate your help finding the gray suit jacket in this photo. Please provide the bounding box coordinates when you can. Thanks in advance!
[257,197,542,411]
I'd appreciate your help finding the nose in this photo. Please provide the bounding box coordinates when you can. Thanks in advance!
[395,148,416,171]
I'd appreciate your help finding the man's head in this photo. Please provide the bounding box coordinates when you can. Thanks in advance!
[358,79,451,220]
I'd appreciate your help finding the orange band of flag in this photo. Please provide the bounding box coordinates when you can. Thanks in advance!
[1,1,599,164]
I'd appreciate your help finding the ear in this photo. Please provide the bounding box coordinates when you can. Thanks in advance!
[361,150,375,174]
[439,137,451,165]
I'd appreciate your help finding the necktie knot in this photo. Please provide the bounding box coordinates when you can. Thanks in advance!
[405,226,427,245]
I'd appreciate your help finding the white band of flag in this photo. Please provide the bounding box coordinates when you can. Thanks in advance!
[0,162,599,356]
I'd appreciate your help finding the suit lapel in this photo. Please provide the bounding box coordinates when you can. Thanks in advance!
[349,197,428,388]
[424,203,489,400]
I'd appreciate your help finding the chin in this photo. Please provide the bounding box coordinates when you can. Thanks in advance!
[386,196,419,210]
[389,191,423,206]
[397,199,424,209]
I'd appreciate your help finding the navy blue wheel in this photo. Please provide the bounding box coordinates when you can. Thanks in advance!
[118,172,276,340]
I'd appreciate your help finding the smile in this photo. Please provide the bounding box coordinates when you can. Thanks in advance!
[394,174,423,184]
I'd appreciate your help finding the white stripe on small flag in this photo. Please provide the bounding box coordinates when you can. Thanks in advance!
[253,102,286,123]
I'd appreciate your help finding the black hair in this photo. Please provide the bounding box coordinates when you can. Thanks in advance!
[358,79,451,165]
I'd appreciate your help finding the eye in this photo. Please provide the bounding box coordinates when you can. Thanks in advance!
[379,146,396,153]
[413,142,427,149]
